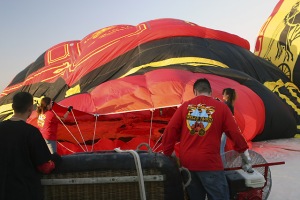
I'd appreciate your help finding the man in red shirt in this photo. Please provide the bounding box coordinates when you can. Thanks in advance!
[162,78,252,200]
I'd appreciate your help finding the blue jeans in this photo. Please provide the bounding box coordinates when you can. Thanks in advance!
[45,139,57,154]
[220,133,227,164]
[186,171,230,200]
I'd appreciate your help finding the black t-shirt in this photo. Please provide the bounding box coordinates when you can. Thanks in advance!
[0,120,52,200]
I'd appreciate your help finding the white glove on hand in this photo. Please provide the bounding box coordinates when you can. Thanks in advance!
[241,150,254,173]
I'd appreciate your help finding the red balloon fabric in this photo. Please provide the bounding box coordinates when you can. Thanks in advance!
[0,18,297,155]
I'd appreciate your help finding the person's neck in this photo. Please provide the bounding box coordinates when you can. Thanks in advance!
[10,114,27,122]
[198,92,211,97]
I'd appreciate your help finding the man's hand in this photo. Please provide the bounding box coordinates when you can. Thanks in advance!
[241,150,254,173]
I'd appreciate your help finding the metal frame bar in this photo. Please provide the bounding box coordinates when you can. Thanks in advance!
[224,161,285,171]
[41,175,165,185]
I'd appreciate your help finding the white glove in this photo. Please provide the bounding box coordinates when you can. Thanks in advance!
[240,150,254,173]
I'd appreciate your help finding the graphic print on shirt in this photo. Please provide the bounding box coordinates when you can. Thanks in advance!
[37,114,46,127]
[186,104,214,136]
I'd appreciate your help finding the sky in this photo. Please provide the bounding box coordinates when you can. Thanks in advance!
[0,0,279,92]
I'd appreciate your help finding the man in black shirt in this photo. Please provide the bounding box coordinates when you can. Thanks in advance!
[0,92,59,200]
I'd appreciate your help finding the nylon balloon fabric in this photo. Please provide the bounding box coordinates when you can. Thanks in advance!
[255,0,300,133]
[0,18,298,155]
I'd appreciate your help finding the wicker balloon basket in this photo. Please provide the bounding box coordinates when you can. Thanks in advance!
[41,150,185,200]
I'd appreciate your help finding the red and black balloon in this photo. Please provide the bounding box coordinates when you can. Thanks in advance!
[0,18,298,155]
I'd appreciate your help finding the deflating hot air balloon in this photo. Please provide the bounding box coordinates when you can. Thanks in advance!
[0,18,298,155]
[255,0,300,88]
[254,0,300,134]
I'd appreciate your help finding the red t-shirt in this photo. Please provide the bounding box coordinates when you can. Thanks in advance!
[162,95,249,171]
[37,110,59,140]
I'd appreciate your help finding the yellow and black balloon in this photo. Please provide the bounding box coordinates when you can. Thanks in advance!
[255,0,300,136]
[0,18,298,155]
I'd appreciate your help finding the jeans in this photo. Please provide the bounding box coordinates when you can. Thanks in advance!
[186,171,230,200]
[220,133,227,165]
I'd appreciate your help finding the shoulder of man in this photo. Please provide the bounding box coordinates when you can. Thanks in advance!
[25,122,42,133]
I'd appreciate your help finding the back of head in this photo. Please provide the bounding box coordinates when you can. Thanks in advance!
[193,78,212,95]
[12,92,33,114]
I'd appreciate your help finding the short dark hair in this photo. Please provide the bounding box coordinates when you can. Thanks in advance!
[193,78,212,94]
[12,92,33,113]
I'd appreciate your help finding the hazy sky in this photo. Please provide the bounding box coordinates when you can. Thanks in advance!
[0,0,279,92]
